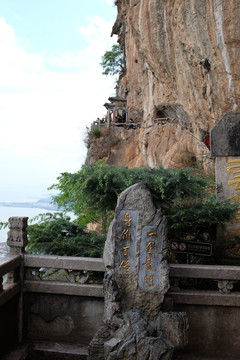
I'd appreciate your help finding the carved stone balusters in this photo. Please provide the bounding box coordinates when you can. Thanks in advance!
[217,280,235,294]
[170,277,238,295]
[6,268,19,284]
[7,217,28,255]
[24,268,91,283]
[65,269,90,284]
[24,268,41,281]
[6,217,28,344]
[6,217,28,285]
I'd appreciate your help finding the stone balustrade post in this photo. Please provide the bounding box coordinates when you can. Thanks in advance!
[7,216,28,344]
[7,217,28,255]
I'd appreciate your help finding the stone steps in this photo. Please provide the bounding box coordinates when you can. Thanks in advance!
[30,342,88,360]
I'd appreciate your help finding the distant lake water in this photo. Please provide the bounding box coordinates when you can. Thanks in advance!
[0,205,74,249]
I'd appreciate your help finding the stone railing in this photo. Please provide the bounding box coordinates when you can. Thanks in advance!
[0,217,107,359]
[24,254,106,297]
[168,263,240,306]
[22,255,240,307]
[1,217,240,358]
[0,253,23,358]
[1,217,240,306]
[0,253,22,307]
[22,258,240,305]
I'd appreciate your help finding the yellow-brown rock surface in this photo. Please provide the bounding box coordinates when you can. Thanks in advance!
[86,0,240,170]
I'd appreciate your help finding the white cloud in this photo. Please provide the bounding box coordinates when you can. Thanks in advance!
[0,16,117,200]
[77,15,113,42]
[0,18,43,75]
[45,16,116,71]
[104,0,115,5]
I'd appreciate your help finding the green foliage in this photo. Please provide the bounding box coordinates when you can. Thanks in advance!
[20,164,238,263]
[0,222,8,230]
[49,164,238,257]
[168,197,236,242]
[50,164,213,218]
[100,44,124,76]
[91,126,101,138]
[26,212,105,257]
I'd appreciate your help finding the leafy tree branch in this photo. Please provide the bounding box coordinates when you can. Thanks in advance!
[100,44,124,76]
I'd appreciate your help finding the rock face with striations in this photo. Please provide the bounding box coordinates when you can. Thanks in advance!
[86,0,240,171]
[88,184,188,360]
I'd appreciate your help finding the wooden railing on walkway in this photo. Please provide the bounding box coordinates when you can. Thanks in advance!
[91,121,142,129]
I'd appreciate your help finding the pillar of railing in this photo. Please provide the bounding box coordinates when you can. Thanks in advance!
[7,217,28,344]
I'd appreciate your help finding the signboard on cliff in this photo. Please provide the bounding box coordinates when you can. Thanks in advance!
[211,112,240,257]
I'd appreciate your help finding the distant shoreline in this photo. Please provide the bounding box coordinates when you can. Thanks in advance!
[0,242,8,256]
[0,198,61,211]
[0,203,58,211]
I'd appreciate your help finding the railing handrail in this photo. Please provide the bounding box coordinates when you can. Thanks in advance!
[0,254,21,277]
[24,254,106,272]
[1,253,240,313]
[22,257,240,305]
[23,254,105,298]
[0,255,22,308]
[1,252,239,282]
[23,256,240,280]
[169,263,240,280]
[91,121,142,128]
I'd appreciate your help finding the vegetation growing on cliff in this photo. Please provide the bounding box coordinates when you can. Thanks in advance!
[100,44,124,76]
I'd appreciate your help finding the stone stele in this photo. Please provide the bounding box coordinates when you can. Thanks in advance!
[88,183,188,360]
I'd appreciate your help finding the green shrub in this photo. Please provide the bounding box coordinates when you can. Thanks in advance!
[49,164,238,263]
[26,212,105,257]
[90,126,101,138]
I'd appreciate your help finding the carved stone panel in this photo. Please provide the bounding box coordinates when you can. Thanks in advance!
[138,225,163,290]
[7,217,28,249]
[114,210,138,274]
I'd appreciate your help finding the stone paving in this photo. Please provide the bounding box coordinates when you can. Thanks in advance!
[2,343,237,360]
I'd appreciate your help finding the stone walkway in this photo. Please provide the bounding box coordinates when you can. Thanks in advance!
[174,355,235,360]
[32,342,88,359]
[3,343,236,360]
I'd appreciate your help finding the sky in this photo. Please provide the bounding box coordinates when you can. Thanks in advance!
[0,0,117,202]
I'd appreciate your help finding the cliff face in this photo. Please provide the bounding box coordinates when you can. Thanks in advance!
[86,0,240,170]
